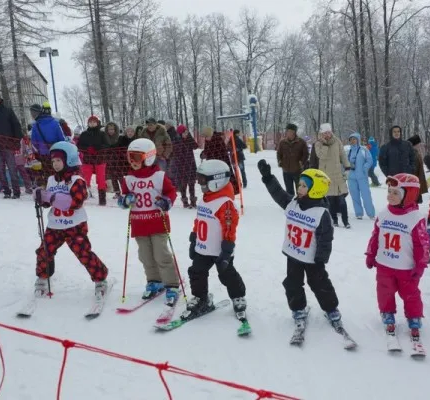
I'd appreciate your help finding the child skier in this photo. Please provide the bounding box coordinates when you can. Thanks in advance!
[181,159,246,321]
[33,141,109,297]
[257,160,349,344]
[365,173,428,346]
[118,138,180,306]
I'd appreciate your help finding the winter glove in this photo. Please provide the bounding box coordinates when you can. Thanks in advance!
[189,232,197,260]
[215,240,235,270]
[51,193,73,211]
[87,146,97,155]
[365,255,375,269]
[118,193,136,209]
[257,159,273,184]
[33,188,52,206]
[155,196,172,211]
[411,268,424,280]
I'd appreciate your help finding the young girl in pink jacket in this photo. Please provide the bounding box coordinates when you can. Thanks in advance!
[366,173,428,346]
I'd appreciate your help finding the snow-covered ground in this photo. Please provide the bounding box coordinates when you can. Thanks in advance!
[0,150,429,400]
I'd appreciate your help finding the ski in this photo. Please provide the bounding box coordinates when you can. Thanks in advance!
[116,290,164,314]
[410,329,426,358]
[155,299,230,331]
[289,307,310,346]
[16,297,39,318]
[235,311,251,336]
[329,322,357,350]
[385,324,402,352]
[85,279,115,320]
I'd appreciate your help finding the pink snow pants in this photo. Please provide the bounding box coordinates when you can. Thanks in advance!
[81,163,107,190]
[376,265,423,319]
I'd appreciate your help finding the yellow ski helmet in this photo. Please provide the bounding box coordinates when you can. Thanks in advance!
[300,169,331,199]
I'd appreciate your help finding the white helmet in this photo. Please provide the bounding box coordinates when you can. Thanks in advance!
[127,138,157,166]
[197,159,231,192]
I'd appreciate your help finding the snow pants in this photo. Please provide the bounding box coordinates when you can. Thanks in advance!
[81,163,107,190]
[188,253,246,299]
[376,265,423,319]
[36,222,108,282]
[327,194,349,226]
[283,257,339,313]
[348,177,375,218]
[136,234,179,287]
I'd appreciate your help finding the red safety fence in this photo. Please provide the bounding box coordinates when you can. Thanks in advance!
[0,322,301,400]
[0,133,244,210]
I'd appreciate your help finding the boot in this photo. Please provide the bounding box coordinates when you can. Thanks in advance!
[95,280,108,299]
[232,297,247,312]
[34,277,49,298]
[180,294,214,321]
[165,287,180,306]
[142,281,165,299]
[190,196,197,208]
[181,197,189,208]
[98,189,106,206]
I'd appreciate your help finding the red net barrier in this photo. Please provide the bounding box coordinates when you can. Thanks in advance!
[0,322,301,400]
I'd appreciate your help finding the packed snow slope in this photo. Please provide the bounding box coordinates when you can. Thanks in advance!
[0,150,429,400]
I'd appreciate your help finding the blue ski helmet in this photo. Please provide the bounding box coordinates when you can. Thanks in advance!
[50,141,81,167]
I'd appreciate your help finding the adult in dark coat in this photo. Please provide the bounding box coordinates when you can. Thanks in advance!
[407,134,428,204]
[165,120,178,141]
[378,125,415,177]
[0,97,22,198]
[174,125,198,208]
[228,129,248,188]
[200,127,239,195]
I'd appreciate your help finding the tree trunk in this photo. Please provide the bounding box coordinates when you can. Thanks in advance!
[317,52,322,127]
[210,52,217,128]
[8,0,25,126]
[383,0,392,137]
[0,52,12,108]
[83,61,94,116]
[359,0,370,137]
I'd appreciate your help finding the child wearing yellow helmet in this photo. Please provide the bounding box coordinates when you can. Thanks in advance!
[258,159,356,348]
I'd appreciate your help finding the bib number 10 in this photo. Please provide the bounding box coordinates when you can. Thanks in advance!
[287,224,313,248]
[196,220,208,241]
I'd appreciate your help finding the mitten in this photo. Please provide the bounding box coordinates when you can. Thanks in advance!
[51,193,72,211]
[189,232,197,260]
[257,159,272,183]
[118,193,136,209]
[33,188,52,205]
[411,267,424,279]
[155,196,172,211]
[365,254,375,269]
[215,240,235,270]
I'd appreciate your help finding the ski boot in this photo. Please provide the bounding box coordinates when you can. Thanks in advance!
[381,312,396,336]
[95,280,108,299]
[98,189,107,206]
[180,294,214,321]
[325,308,343,330]
[190,196,198,209]
[408,318,422,340]
[165,287,180,306]
[232,297,247,320]
[181,197,189,208]
[142,281,164,299]
[34,277,49,298]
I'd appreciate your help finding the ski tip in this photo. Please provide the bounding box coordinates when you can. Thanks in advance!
[16,313,32,319]
[85,314,100,320]
[116,308,134,314]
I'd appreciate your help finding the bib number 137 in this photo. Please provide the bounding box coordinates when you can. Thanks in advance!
[287,224,313,248]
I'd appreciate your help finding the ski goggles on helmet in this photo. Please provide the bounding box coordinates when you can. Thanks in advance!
[127,149,156,164]
[386,175,420,189]
[197,170,231,185]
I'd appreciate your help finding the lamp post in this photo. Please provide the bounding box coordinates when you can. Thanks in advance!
[39,47,59,113]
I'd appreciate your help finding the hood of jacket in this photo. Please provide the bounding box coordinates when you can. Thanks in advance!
[348,132,361,146]
[105,122,119,145]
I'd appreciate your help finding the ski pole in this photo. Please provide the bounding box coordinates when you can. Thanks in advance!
[35,200,53,298]
[121,209,132,303]
[159,209,188,303]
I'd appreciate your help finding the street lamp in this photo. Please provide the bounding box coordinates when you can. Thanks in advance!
[39,47,59,113]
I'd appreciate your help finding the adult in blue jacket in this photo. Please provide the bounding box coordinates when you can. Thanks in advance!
[347,133,375,219]
[367,136,380,186]
[30,103,65,156]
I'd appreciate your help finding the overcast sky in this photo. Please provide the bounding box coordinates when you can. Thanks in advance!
[30,0,315,121]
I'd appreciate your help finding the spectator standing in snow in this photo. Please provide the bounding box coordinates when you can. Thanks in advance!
[165,120,178,141]
[378,125,415,177]
[0,96,23,198]
[104,122,121,196]
[277,123,309,195]
[315,123,351,228]
[367,137,381,186]
[347,133,375,219]
[407,135,428,204]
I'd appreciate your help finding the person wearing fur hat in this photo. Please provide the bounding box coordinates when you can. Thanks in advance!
[315,123,351,228]
[378,125,415,178]
[77,115,110,205]
[277,123,309,196]
[141,118,172,171]
[104,122,121,197]
[165,120,178,141]
[200,127,239,195]
[407,134,428,204]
